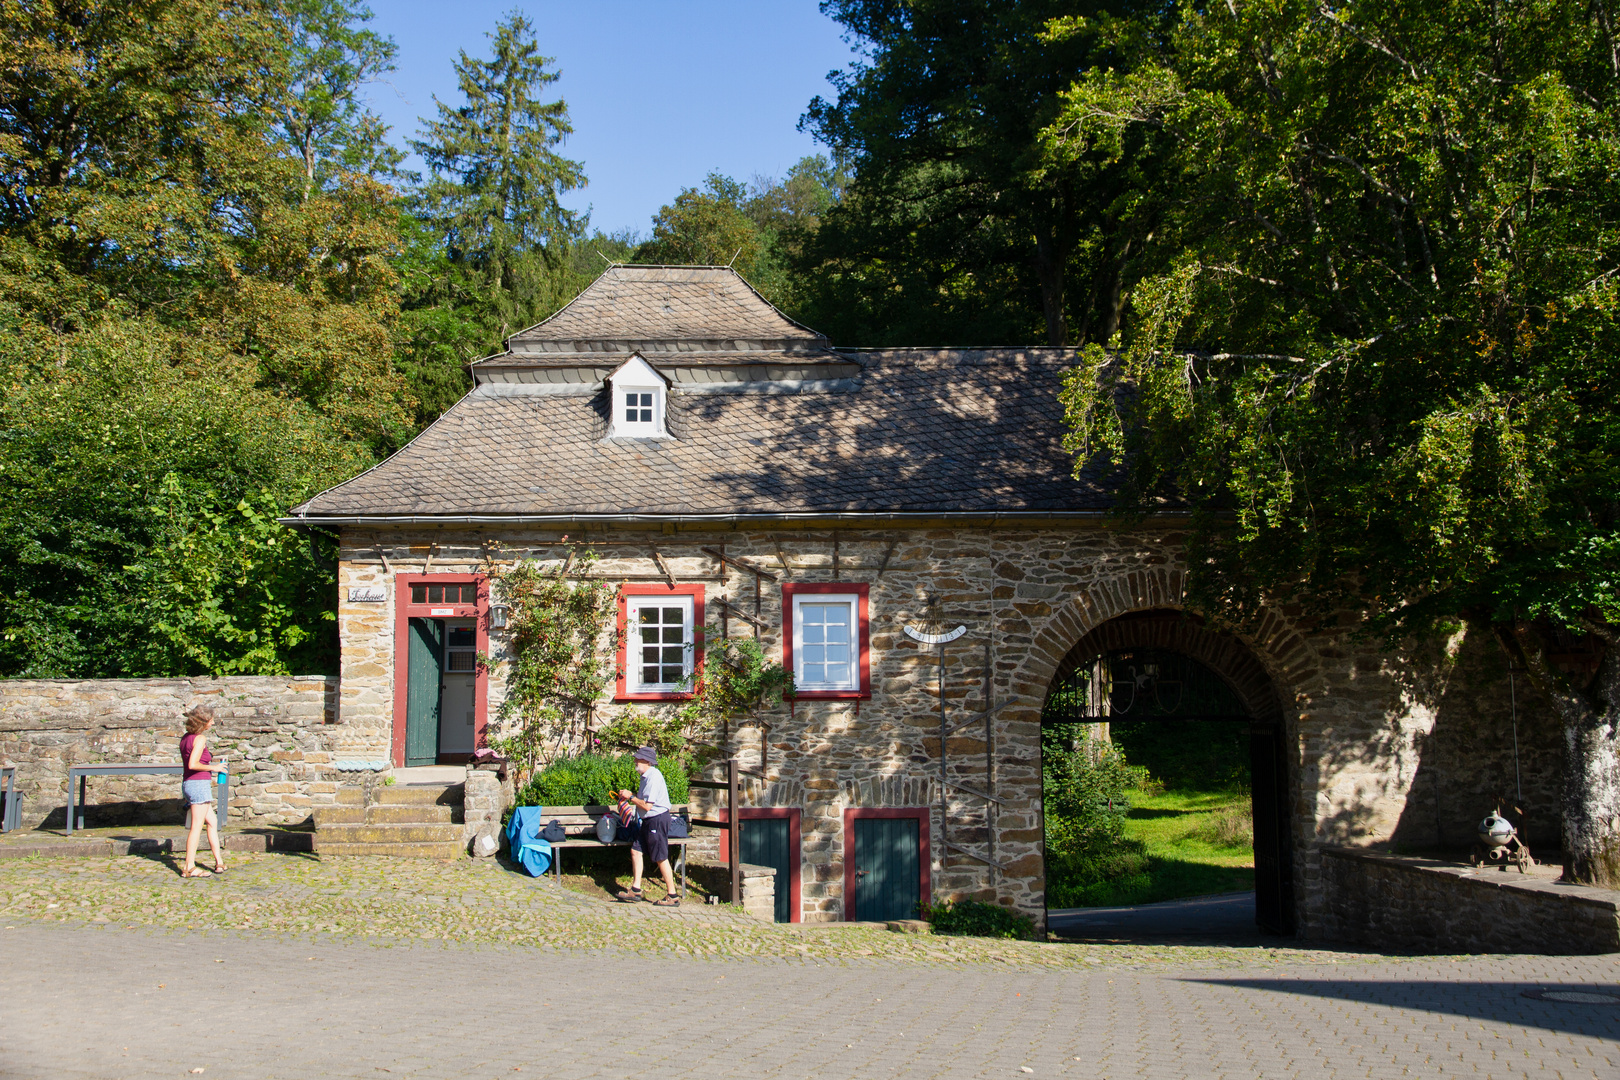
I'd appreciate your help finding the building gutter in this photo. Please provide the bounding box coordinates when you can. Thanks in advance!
[279,509,1185,530]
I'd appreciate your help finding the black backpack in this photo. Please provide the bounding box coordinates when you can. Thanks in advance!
[541,820,566,843]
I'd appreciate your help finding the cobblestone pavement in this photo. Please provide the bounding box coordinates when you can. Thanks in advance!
[1,855,1618,1079]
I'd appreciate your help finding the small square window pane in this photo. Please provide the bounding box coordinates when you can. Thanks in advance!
[410,584,425,604]
[427,585,442,604]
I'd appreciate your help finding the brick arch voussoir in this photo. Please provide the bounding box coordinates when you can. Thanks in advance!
[1007,572,1305,725]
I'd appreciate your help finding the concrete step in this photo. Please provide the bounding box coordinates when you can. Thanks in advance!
[374,784,462,806]
[315,823,462,844]
[335,788,365,806]
[313,804,454,826]
[314,840,465,858]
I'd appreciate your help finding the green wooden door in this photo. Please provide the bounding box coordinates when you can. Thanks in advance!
[740,817,793,923]
[852,817,920,922]
[405,618,443,767]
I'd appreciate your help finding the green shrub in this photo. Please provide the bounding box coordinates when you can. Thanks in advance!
[919,899,1036,940]
[515,751,690,808]
[1042,724,1154,908]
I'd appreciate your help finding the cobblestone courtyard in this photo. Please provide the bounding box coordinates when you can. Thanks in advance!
[1,853,1617,1079]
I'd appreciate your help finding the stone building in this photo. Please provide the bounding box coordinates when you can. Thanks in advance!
[286,265,1561,934]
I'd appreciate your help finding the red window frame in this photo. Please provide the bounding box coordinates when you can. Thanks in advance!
[391,573,489,769]
[616,583,705,701]
[782,582,871,700]
[712,806,803,923]
[842,806,931,922]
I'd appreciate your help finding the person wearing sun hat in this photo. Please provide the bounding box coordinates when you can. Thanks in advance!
[615,745,678,906]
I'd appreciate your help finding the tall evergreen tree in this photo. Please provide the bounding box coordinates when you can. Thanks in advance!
[408,12,586,336]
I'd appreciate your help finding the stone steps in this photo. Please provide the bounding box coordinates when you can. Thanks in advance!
[313,840,465,858]
[315,781,466,859]
[313,804,454,826]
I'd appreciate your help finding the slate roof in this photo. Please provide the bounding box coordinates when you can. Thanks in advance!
[290,347,1119,521]
[496,265,828,360]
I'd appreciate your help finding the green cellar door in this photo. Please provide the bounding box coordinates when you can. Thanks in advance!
[852,817,920,923]
[405,617,443,767]
[739,818,793,923]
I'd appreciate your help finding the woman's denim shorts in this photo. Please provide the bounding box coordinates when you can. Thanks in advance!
[181,778,214,806]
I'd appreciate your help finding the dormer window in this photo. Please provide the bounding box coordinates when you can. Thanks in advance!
[605,355,670,439]
[623,389,656,425]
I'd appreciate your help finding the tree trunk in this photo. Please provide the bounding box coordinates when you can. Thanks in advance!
[1033,223,1068,347]
[1500,621,1620,886]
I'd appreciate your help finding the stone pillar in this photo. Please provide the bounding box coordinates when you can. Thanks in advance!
[463,764,511,855]
[739,862,777,922]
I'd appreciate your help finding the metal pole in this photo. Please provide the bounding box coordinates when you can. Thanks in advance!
[939,641,948,851]
[728,758,741,904]
[1509,669,1523,805]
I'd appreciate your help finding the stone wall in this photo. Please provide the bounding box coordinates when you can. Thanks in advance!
[334,524,1563,933]
[0,677,358,828]
[1319,847,1620,954]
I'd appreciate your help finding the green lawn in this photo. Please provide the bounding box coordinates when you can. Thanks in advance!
[1053,719,1256,908]
[1117,788,1255,904]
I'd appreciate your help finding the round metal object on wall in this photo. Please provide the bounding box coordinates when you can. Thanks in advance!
[904,624,966,645]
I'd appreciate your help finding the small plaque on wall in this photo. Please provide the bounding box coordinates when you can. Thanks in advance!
[347,586,386,603]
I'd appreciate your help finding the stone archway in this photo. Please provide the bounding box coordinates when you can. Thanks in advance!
[1039,608,1296,933]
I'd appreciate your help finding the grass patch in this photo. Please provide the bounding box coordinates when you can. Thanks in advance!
[1046,718,1256,908]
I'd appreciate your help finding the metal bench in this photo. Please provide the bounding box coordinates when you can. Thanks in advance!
[533,803,691,896]
[64,764,229,835]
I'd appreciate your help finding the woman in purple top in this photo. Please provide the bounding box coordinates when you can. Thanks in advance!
[180,705,225,878]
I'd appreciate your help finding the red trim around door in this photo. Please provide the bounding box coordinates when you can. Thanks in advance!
[615,583,705,701]
[392,573,489,768]
[713,807,802,922]
[841,806,931,921]
[782,582,871,700]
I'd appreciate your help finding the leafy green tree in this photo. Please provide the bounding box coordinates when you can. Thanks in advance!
[799,0,1164,347]
[635,173,763,270]
[1050,0,1620,883]
[268,0,402,200]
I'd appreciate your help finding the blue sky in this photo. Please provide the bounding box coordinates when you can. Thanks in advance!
[364,1,857,236]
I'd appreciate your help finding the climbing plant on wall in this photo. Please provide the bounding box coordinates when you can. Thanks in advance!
[486,550,617,780]
[678,631,794,754]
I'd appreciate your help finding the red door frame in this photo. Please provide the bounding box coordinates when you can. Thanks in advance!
[842,807,931,921]
[392,573,489,768]
[713,807,802,922]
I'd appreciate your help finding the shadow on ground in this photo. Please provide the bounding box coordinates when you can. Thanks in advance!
[1187,977,1620,1039]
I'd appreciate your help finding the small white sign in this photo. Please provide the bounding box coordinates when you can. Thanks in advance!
[347,586,386,603]
[429,607,454,616]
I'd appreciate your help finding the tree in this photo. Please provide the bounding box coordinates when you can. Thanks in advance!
[1051,0,1620,883]
[408,12,586,334]
[268,0,401,201]
[635,173,763,270]
[799,0,1166,347]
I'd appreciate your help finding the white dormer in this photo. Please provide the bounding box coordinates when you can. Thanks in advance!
[605,355,670,439]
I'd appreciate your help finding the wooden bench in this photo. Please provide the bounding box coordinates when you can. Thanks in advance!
[533,804,691,897]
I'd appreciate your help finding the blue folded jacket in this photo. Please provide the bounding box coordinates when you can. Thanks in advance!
[505,805,552,877]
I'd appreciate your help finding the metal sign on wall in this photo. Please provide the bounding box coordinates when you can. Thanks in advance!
[347,586,386,603]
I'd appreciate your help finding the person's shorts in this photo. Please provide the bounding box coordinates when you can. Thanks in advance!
[632,811,670,864]
[181,779,214,806]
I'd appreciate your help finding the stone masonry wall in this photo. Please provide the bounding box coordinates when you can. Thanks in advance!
[335,524,1562,932]
[0,677,360,828]
[1319,847,1619,954]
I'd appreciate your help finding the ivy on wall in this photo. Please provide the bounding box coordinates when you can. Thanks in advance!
[486,551,617,779]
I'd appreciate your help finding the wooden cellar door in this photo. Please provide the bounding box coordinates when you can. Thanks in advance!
[739,818,793,923]
[853,817,920,922]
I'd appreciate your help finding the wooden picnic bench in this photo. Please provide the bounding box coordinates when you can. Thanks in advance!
[536,803,692,897]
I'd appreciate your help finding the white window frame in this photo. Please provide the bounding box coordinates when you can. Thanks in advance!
[605,355,670,440]
[625,594,696,694]
[791,592,861,692]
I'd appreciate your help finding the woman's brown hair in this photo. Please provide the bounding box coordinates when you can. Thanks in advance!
[183,704,215,735]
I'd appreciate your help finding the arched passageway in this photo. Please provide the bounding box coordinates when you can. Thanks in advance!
[1042,609,1295,934]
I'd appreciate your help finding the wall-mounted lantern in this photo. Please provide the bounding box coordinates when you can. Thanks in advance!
[489,603,509,630]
